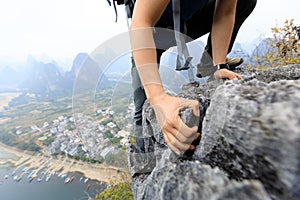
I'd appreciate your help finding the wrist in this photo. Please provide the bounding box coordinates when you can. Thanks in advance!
[148,93,168,105]
[215,63,230,70]
[144,84,166,104]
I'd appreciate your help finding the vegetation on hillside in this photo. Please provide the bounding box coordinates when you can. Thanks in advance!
[96,181,133,200]
[0,132,41,152]
[255,19,300,69]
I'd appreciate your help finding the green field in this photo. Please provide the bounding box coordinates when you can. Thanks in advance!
[0,95,72,134]
[0,82,133,152]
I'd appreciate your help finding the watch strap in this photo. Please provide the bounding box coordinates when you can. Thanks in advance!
[216,63,230,70]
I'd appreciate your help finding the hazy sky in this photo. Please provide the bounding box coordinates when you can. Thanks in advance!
[0,0,298,63]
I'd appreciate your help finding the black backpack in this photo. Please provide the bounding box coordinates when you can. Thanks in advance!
[106,0,135,22]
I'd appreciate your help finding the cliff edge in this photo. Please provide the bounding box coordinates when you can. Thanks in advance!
[126,65,300,200]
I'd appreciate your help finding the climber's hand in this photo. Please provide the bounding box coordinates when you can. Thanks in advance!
[149,93,200,155]
[214,69,242,80]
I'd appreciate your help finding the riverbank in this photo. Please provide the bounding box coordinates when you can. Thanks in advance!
[0,142,130,184]
[0,92,21,112]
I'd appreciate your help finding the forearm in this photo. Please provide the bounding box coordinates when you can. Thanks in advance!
[130,0,200,153]
[211,0,237,65]
[130,0,170,103]
[130,28,165,102]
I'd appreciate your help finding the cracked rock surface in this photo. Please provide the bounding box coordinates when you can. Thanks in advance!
[126,65,300,200]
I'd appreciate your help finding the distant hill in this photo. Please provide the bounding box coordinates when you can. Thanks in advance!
[228,42,251,64]
[226,38,276,67]
[0,66,19,87]
[250,38,275,60]
[64,53,89,89]
[0,37,277,95]
[20,57,67,95]
[0,53,109,96]
[70,52,110,93]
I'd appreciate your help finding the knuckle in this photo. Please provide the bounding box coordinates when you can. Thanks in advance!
[182,137,191,144]
[183,132,192,139]
[162,126,168,132]
[165,118,175,126]
[182,144,189,150]
[180,136,187,143]
[170,138,176,145]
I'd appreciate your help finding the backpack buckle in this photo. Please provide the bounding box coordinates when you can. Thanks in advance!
[176,55,193,71]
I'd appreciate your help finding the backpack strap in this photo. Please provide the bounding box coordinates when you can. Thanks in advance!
[125,0,135,18]
[172,0,195,82]
[106,0,118,22]
[110,0,196,81]
[107,0,134,22]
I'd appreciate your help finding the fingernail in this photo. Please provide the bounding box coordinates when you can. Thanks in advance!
[194,133,200,140]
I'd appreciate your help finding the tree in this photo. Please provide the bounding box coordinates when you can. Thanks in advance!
[271,19,300,65]
[104,130,113,139]
[96,182,133,200]
[97,156,104,164]
[51,152,59,158]
[42,137,55,146]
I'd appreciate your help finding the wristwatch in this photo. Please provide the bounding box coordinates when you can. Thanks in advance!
[216,63,230,70]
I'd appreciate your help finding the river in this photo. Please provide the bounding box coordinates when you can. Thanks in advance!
[0,163,107,200]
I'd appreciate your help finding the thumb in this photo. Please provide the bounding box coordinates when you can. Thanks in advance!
[179,98,200,117]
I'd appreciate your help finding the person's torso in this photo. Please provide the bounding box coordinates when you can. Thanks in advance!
[164,0,209,21]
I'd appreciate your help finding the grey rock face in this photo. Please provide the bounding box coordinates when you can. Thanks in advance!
[126,65,300,200]
[255,64,300,83]
[196,79,300,199]
[140,161,270,200]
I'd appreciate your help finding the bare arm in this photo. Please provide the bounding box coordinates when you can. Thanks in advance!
[130,0,200,154]
[130,0,169,101]
[212,0,242,80]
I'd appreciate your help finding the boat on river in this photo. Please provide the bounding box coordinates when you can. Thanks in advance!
[29,177,34,183]
[64,176,74,184]
[27,170,36,179]
[60,173,68,179]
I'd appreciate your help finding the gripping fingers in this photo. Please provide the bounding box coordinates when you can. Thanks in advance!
[170,127,195,144]
[236,73,242,79]
[164,130,194,154]
[166,117,198,143]
[179,98,200,117]
[231,72,242,80]
[177,122,198,138]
